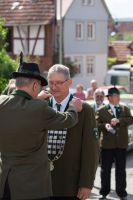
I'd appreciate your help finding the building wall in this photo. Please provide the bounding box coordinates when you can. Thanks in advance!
[12,23,55,72]
[63,0,109,87]
[64,20,108,54]
[65,0,108,20]
[67,53,107,88]
[13,25,45,55]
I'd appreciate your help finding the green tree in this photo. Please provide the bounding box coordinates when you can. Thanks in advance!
[127,55,133,65]
[107,57,117,69]
[0,18,7,51]
[0,18,17,93]
[53,50,77,78]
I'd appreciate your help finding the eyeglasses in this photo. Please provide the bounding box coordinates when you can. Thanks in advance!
[95,95,104,98]
[48,79,68,87]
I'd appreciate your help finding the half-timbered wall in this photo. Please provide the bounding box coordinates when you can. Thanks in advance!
[13,25,45,56]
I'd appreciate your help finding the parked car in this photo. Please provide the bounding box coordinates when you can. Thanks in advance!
[104,64,131,92]
[98,85,128,96]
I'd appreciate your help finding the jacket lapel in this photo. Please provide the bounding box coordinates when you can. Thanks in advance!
[105,104,115,117]
[48,94,73,111]
[105,104,123,118]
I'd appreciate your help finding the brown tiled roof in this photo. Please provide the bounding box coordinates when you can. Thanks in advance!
[109,41,131,62]
[0,0,55,26]
[117,22,133,33]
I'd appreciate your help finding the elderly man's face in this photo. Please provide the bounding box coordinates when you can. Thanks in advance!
[48,73,72,98]
[95,92,104,105]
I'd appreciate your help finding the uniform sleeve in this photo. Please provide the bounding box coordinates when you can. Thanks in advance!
[95,109,107,132]
[119,105,133,127]
[78,103,99,189]
[41,101,78,130]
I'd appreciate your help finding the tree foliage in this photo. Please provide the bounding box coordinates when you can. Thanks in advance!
[127,55,133,65]
[0,18,17,93]
[107,57,117,69]
[53,50,77,78]
[0,18,7,51]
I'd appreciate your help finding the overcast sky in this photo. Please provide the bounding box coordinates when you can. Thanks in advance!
[105,0,133,20]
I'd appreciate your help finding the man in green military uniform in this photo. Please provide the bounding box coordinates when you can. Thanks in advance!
[96,87,133,200]
[43,64,99,200]
[0,57,81,200]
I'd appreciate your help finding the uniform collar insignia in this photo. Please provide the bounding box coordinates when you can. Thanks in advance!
[105,104,114,116]
[12,90,32,100]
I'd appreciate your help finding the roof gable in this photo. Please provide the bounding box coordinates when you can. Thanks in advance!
[109,41,131,62]
[0,0,55,26]
[58,0,111,19]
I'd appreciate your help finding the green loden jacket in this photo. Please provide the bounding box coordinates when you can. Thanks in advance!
[0,90,78,200]
[51,102,99,197]
[96,104,133,149]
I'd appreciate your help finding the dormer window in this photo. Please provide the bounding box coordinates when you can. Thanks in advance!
[82,0,94,6]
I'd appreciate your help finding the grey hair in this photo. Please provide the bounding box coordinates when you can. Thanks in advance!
[48,64,70,79]
[94,88,105,96]
[16,77,36,87]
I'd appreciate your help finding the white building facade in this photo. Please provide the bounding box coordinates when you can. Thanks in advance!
[62,0,110,88]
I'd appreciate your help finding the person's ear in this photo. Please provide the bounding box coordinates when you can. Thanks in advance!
[32,81,38,92]
[68,79,72,87]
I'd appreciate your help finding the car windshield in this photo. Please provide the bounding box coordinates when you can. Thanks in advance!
[110,76,129,86]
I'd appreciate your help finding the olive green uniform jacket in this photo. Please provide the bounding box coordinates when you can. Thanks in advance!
[0,90,78,200]
[96,104,133,149]
[51,102,99,197]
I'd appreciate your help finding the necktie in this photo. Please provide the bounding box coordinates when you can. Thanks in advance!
[114,106,120,118]
[56,103,61,111]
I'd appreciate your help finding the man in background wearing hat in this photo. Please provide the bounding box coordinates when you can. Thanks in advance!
[0,59,81,200]
[96,87,133,200]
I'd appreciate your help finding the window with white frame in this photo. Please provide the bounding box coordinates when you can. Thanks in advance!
[87,22,95,40]
[86,56,95,74]
[75,22,83,40]
[73,56,82,74]
[82,0,94,6]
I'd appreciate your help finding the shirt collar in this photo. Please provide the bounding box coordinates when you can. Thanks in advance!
[52,93,71,112]
[12,90,32,100]
[109,103,119,111]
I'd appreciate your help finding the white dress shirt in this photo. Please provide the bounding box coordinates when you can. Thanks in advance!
[52,93,71,112]
[109,103,119,118]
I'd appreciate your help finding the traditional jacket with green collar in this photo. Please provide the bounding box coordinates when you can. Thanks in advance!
[96,103,133,149]
[48,95,99,197]
[0,90,78,199]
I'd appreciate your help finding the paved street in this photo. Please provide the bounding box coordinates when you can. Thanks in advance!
[89,150,133,200]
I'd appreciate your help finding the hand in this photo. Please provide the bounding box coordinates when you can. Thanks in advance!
[105,123,116,134]
[77,187,91,200]
[69,98,83,112]
[37,90,52,100]
[111,118,120,126]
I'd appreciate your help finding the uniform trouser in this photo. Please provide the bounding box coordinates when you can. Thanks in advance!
[100,148,127,198]
[50,198,79,200]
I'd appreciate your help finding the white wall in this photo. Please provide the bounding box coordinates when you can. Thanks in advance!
[67,53,107,89]
[62,0,109,89]
[13,25,45,55]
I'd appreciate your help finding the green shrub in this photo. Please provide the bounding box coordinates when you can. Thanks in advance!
[0,49,17,93]
[0,77,8,93]
[108,57,117,69]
